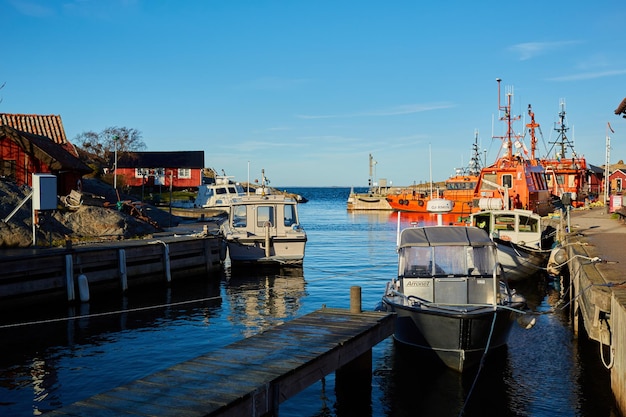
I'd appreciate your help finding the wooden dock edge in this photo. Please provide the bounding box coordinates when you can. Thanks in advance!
[567,238,626,415]
[0,235,224,307]
[46,308,395,417]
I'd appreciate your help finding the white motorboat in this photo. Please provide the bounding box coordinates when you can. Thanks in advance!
[220,171,307,265]
[470,209,555,281]
[194,173,246,210]
[379,204,528,372]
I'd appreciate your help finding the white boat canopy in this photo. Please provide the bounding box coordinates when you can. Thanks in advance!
[399,226,494,248]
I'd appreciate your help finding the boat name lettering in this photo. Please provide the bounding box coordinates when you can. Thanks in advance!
[405,280,430,287]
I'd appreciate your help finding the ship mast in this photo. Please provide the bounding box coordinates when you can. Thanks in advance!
[495,78,524,163]
[550,100,577,160]
[526,104,539,161]
[468,130,482,176]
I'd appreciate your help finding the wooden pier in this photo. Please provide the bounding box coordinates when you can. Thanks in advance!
[0,234,224,306]
[562,209,626,415]
[47,306,394,417]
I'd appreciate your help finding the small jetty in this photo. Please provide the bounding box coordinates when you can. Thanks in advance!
[0,231,223,306]
[47,299,394,416]
[559,208,626,415]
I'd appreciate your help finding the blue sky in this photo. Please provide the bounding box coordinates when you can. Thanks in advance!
[2,0,626,187]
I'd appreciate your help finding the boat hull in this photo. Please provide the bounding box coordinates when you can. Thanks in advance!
[382,297,520,372]
[347,193,393,211]
[494,238,550,281]
[225,237,306,265]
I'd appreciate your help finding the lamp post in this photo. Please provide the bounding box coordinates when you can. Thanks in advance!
[113,135,119,190]
[169,170,174,227]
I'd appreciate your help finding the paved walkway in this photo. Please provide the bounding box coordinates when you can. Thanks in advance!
[566,207,626,285]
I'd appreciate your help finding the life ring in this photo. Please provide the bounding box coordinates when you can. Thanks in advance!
[399,199,405,205]
[404,200,409,206]
[418,200,424,207]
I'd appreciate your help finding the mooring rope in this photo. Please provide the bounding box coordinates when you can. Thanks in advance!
[0,295,223,330]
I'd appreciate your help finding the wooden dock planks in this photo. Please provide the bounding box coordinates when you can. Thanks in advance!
[48,308,394,417]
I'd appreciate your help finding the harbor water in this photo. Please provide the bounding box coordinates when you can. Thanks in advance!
[0,187,619,416]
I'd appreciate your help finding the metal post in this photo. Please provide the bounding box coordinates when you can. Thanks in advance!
[113,135,118,190]
[169,171,173,227]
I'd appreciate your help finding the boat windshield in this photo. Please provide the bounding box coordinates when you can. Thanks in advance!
[400,245,494,277]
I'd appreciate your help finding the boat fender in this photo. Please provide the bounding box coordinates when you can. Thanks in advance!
[418,200,424,207]
[78,274,90,302]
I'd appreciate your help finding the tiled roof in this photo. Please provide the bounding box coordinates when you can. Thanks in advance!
[0,113,67,144]
[0,125,92,173]
[0,113,80,157]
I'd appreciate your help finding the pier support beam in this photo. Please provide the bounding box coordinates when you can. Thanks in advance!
[335,349,373,416]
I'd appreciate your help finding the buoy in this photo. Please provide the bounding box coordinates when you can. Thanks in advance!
[547,247,567,275]
[78,274,90,302]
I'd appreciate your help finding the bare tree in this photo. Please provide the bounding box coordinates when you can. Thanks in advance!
[75,126,146,162]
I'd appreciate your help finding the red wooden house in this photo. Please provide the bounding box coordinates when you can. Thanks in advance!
[609,169,626,195]
[115,151,204,190]
[0,114,92,195]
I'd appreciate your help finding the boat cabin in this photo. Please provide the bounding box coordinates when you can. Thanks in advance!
[194,175,246,208]
[471,209,544,247]
[397,226,497,305]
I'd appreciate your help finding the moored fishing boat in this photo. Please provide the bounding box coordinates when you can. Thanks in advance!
[540,101,590,208]
[220,170,307,265]
[386,133,482,216]
[379,201,528,372]
[471,209,555,281]
[193,169,246,210]
[472,79,554,216]
[347,154,393,210]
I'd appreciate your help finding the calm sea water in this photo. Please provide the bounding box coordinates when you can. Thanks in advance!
[0,187,618,416]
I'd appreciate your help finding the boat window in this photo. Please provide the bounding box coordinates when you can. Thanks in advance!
[257,206,274,227]
[518,215,538,233]
[468,246,494,275]
[216,188,227,195]
[473,214,490,233]
[494,214,515,231]
[433,246,466,275]
[502,174,512,188]
[232,205,247,227]
[483,174,497,190]
[284,204,297,226]
[401,247,432,277]
[228,186,238,194]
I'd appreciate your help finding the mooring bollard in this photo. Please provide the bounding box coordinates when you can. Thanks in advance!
[350,286,362,313]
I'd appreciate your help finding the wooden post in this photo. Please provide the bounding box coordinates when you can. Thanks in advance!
[119,249,128,292]
[65,254,75,302]
[350,286,362,313]
[335,349,372,416]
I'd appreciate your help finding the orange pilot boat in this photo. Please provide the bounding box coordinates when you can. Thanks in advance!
[472,79,554,217]
[540,101,589,208]
[386,134,482,217]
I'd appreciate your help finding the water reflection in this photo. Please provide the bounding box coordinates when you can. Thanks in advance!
[0,274,222,416]
[224,266,306,337]
[378,341,514,417]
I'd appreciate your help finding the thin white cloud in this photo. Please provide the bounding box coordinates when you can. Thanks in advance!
[297,103,454,119]
[547,69,626,81]
[508,41,581,61]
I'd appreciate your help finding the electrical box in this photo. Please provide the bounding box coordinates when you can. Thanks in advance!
[32,174,57,210]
